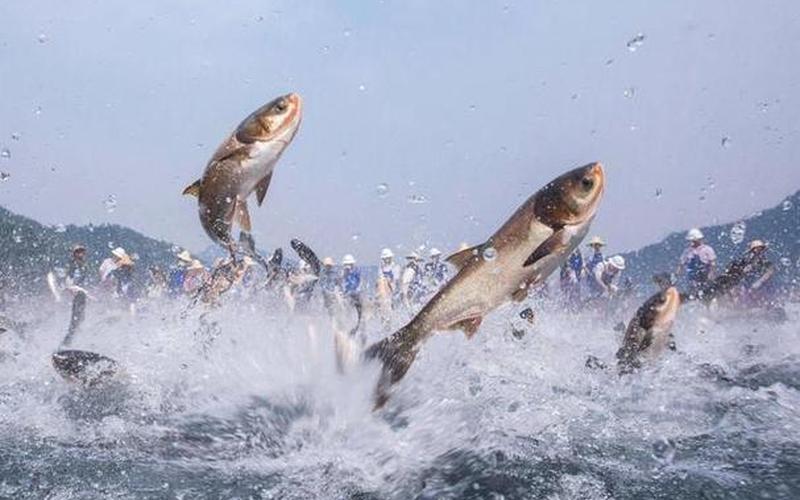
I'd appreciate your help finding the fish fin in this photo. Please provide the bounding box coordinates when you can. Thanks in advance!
[269,247,283,266]
[363,325,421,410]
[523,230,568,267]
[236,199,252,232]
[448,316,483,339]
[511,286,528,302]
[255,172,274,206]
[182,179,202,197]
[291,238,322,275]
[446,244,482,270]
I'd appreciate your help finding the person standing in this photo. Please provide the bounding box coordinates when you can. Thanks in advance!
[64,244,89,343]
[676,228,717,298]
[560,249,583,308]
[424,248,448,292]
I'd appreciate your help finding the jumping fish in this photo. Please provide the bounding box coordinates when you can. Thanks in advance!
[365,162,605,408]
[616,286,681,374]
[183,93,303,256]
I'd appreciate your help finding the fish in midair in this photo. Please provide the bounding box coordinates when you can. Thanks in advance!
[364,162,606,408]
[183,93,303,256]
[616,286,681,374]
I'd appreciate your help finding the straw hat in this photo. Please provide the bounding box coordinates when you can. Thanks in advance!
[188,259,205,270]
[748,240,767,251]
[322,257,335,267]
[686,228,704,241]
[608,255,626,270]
[176,250,192,263]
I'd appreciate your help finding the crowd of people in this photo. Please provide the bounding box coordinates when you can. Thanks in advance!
[55,228,782,343]
[558,229,780,313]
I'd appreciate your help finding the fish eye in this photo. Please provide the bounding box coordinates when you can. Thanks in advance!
[580,176,594,191]
[275,99,287,112]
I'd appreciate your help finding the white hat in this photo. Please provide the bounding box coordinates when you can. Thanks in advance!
[686,228,704,241]
[748,239,767,251]
[322,256,335,266]
[587,236,606,247]
[380,248,394,259]
[406,251,420,260]
[177,250,192,262]
[111,247,128,259]
[342,254,356,265]
[429,248,442,257]
[608,255,626,270]
[188,259,205,270]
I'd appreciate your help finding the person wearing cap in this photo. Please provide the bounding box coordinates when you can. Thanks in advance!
[168,250,193,297]
[379,247,401,292]
[400,251,424,309]
[739,240,776,307]
[676,228,717,294]
[584,236,606,297]
[590,255,626,299]
[108,247,137,312]
[65,244,89,339]
[341,255,361,298]
[424,247,449,292]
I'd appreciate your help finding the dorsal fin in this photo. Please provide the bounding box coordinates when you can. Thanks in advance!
[255,172,274,206]
[446,244,482,270]
[182,179,202,197]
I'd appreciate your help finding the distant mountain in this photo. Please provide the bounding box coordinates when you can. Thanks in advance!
[0,205,186,299]
[621,191,800,290]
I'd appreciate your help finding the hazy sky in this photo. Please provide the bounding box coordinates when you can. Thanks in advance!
[1,1,798,262]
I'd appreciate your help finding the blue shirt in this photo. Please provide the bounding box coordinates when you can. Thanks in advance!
[343,268,361,295]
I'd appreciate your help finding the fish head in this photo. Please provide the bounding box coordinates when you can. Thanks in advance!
[534,162,605,227]
[640,286,680,332]
[234,93,303,146]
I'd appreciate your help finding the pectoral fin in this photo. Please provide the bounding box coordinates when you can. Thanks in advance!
[448,316,483,339]
[235,199,252,232]
[255,173,274,206]
[523,230,569,267]
[182,179,202,197]
[446,244,482,270]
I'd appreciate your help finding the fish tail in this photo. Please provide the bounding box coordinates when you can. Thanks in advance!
[363,324,421,410]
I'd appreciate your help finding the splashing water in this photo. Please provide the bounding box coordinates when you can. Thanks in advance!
[0,295,796,498]
[626,33,646,51]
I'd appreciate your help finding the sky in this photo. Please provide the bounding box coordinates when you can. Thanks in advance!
[1,0,799,263]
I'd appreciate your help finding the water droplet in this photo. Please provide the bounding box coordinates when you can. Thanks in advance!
[782,200,793,211]
[468,104,477,111]
[629,124,638,132]
[0,172,10,182]
[655,187,663,199]
[321,45,330,54]
[351,232,361,242]
[570,93,579,100]
[358,84,366,91]
[721,136,732,148]
[37,33,48,44]
[407,194,428,204]
[107,241,115,249]
[13,235,22,244]
[10,133,21,141]
[1,148,10,159]
[34,106,42,116]
[623,87,636,99]
[103,194,117,213]
[626,33,646,52]
[780,257,791,267]
[376,183,389,197]
[730,221,747,245]
[54,223,66,233]
[482,246,497,261]
[651,438,676,464]
[343,28,352,37]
